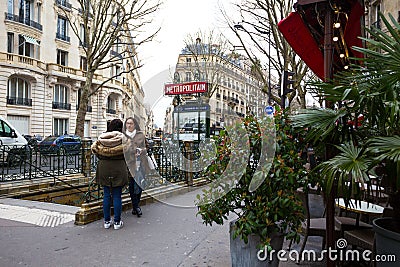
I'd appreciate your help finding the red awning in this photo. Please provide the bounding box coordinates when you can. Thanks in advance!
[344,0,364,59]
[278,11,325,80]
[278,0,364,80]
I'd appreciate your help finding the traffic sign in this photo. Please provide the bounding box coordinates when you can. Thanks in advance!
[264,105,274,115]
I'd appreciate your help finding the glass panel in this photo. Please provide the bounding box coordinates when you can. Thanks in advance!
[8,0,13,14]
[64,86,68,103]
[19,0,24,21]
[37,3,41,23]
[7,33,14,53]
[18,35,24,55]
[54,85,59,102]
[17,78,24,98]
[54,119,59,135]
[60,86,65,103]
[2,121,12,136]
[25,0,31,21]
[0,121,4,137]
[63,119,68,134]
[24,80,29,98]
[8,78,17,97]
[26,42,32,57]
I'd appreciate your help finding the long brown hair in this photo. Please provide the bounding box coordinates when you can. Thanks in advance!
[123,117,141,132]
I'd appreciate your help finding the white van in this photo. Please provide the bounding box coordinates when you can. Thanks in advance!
[0,115,29,165]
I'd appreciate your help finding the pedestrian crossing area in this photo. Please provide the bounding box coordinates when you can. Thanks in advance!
[0,203,75,227]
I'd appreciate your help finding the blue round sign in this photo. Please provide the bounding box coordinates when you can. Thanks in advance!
[264,105,274,115]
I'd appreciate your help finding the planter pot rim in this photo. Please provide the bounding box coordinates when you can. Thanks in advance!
[373,217,400,241]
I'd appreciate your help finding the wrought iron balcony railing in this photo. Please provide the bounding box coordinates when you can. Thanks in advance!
[79,40,88,48]
[4,12,43,31]
[7,96,32,106]
[76,105,92,112]
[56,32,70,42]
[52,102,71,110]
[55,0,72,9]
[106,108,116,114]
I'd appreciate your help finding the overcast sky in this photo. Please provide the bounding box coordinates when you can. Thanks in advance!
[137,0,235,127]
[138,0,227,84]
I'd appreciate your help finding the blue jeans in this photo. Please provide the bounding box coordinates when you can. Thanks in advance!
[103,186,123,223]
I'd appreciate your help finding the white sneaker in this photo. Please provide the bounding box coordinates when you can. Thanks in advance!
[104,221,112,229]
[113,221,123,230]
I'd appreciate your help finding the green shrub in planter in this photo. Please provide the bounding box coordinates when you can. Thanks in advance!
[196,111,310,251]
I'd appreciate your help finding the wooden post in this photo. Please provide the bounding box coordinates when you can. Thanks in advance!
[323,4,335,267]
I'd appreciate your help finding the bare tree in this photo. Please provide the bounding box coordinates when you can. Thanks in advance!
[61,0,161,137]
[222,0,310,108]
[178,30,233,100]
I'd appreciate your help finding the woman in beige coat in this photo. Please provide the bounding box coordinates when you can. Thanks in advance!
[123,117,150,217]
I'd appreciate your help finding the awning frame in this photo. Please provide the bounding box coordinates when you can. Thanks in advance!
[22,35,40,46]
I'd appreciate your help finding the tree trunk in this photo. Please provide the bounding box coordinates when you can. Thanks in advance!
[75,72,93,137]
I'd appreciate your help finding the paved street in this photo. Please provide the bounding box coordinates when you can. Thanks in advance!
[0,189,325,267]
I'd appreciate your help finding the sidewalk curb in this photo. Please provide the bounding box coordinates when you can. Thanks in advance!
[75,180,207,225]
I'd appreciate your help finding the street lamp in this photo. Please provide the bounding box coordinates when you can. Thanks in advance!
[234,22,272,105]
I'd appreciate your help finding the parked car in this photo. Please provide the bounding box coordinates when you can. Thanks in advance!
[37,135,82,154]
[23,134,43,146]
[0,116,30,166]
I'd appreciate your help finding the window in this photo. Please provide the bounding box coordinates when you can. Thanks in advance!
[53,118,68,136]
[107,96,116,109]
[7,77,31,105]
[57,49,68,66]
[174,72,180,83]
[80,56,87,71]
[84,120,90,137]
[186,58,191,65]
[8,0,13,14]
[372,1,381,29]
[57,16,68,40]
[115,65,121,79]
[185,72,191,82]
[57,0,71,9]
[107,95,116,114]
[7,33,14,53]
[80,24,90,47]
[0,120,14,138]
[194,70,200,81]
[19,0,33,23]
[18,35,33,57]
[54,84,68,104]
[37,3,41,23]
[115,37,121,53]
[110,64,121,78]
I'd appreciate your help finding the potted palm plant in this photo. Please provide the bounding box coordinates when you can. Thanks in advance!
[291,13,400,265]
[196,111,310,267]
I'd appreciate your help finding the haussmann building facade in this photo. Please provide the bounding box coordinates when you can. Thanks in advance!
[0,0,147,139]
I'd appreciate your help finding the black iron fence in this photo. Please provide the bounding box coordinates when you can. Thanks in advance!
[150,141,203,184]
[0,140,204,200]
[0,141,91,182]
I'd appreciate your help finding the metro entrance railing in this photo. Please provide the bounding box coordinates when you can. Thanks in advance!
[0,140,204,203]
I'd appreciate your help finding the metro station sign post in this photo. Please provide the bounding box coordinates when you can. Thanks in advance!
[164,82,210,142]
[164,81,208,95]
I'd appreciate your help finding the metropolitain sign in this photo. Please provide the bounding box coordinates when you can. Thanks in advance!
[164,82,208,95]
